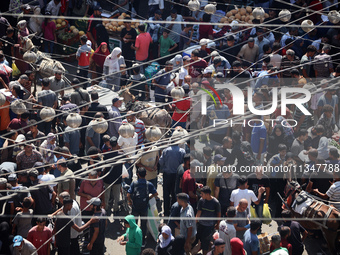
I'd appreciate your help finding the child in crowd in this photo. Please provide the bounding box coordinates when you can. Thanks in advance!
[101,134,112,153]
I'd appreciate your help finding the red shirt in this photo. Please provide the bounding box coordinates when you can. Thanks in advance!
[27,226,52,255]
[8,118,29,134]
[189,58,207,78]
[79,179,104,211]
[135,32,152,61]
[181,170,196,205]
[172,97,191,122]
[199,24,213,40]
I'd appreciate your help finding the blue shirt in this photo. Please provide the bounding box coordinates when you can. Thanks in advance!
[154,69,171,100]
[251,123,267,154]
[159,145,186,174]
[243,229,260,255]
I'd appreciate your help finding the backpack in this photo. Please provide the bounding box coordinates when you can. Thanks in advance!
[240,141,256,166]
[132,180,149,211]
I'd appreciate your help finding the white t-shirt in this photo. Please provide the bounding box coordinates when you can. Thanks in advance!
[219,221,236,255]
[118,133,138,158]
[46,0,62,16]
[326,181,340,210]
[230,189,258,211]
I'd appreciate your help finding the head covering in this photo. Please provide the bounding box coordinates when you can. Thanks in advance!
[159,225,174,248]
[92,42,110,68]
[124,215,138,229]
[105,47,122,74]
[230,237,245,255]
[47,133,56,143]
[170,54,183,70]
[87,197,101,206]
[15,134,26,143]
[13,235,23,247]
[86,40,92,47]
[169,235,186,255]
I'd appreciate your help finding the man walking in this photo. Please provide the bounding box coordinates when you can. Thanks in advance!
[159,141,185,216]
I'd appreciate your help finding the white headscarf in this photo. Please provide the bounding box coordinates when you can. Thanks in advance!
[104,47,122,74]
[171,54,183,71]
[159,226,174,248]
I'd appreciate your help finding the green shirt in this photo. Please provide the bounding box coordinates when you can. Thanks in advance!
[159,35,175,57]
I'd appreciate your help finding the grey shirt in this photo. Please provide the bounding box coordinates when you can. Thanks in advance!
[10,239,36,255]
[180,204,197,238]
[107,106,122,138]
[37,89,57,107]
[64,126,80,155]
[70,88,90,106]
[166,15,184,43]
[291,138,304,157]
[49,76,66,98]
[234,209,249,240]
[85,126,101,152]
[12,209,33,238]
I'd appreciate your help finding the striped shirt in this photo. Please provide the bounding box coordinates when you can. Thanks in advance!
[326,181,340,210]
[122,118,145,145]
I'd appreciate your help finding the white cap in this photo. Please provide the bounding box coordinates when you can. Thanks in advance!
[203,67,213,74]
[231,20,239,30]
[200,38,208,46]
[15,134,26,143]
[86,40,92,47]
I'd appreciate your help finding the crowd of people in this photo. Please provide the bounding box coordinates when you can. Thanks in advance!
[0,0,340,255]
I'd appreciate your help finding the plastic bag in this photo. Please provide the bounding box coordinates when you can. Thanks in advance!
[262,203,272,225]
[250,206,258,218]
[12,62,20,77]
[122,164,129,178]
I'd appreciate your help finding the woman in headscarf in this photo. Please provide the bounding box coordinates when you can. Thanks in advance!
[156,225,175,255]
[169,235,186,255]
[170,54,183,71]
[103,47,126,91]
[267,124,288,161]
[91,42,110,82]
[40,133,57,164]
[230,237,245,255]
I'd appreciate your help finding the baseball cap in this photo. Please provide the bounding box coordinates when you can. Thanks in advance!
[112,96,124,104]
[15,134,26,143]
[183,55,191,61]
[231,20,239,30]
[93,5,103,11]
[13,235,23,247]
[214,154,226,163]
[87,197,101,206]
[200,39,208,46]
[190,159,203,168]
[203,67,213,74]
[211,51,220,57]
[8,173,17,182]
